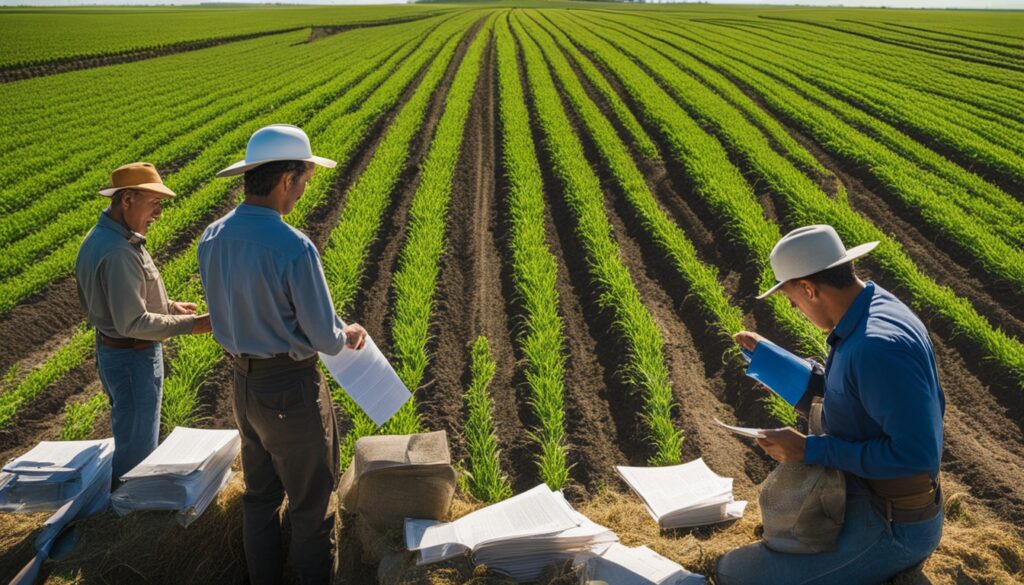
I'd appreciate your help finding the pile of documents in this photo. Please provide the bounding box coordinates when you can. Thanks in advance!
[0,438,114,513]
[575,543,705,585]
[405,484,617,581]
[111,427,240,527]
[616,458,746,529]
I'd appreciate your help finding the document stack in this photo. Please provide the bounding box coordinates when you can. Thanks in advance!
[405,484,617,581]
[616,458,746,529]
[575,543,705,585]
[111,427,240,527]
[0,438,114,513]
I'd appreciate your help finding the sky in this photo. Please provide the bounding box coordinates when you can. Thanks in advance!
[1,0,1022,8]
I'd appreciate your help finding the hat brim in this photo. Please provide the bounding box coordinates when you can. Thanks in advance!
[756,240,879,300]
[99,182,176,198]
[215,155,337,178]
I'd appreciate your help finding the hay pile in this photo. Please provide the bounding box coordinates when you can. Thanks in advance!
[0,511,51,581]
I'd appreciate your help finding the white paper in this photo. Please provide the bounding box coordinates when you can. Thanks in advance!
[121,427,238,479]
[319,334,412,426]
[713,418,767,439]
[617,459,733,521]
[578,543,705,585]
[3,440,106,477]
[405,484,580,566]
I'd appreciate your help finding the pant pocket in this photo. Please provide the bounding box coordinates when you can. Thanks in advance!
[249,369,316,421]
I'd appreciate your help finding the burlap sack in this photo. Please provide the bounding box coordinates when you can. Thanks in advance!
[337,430,456,535]
[759,402,846,554]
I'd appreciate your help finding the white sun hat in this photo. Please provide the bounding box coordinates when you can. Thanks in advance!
[757,225,878,299]
[216,124,337,178]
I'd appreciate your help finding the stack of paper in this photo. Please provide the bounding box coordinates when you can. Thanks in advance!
[575,543,705,585]
[405,484,617,581]
[0,439,114,513]
[616,458,746,529]
[320,334,412,426]
[111,427,239,527]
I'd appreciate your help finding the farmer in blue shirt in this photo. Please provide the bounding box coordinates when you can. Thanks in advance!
[717,225,945,585]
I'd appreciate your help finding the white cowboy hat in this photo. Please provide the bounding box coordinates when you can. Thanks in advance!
[216,124,336,178]
[99,162,175,198]
[757,225,878,299]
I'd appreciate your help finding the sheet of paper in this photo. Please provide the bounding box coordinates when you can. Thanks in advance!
[616,459,733,520]
[406,484,578,553]
[581,544,705,585]
[320,334,411,427]
[121,428,238,479]
[3,440,106,476]
[713,418,767,439]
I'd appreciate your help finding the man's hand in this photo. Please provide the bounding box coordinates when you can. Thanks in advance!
[344,323,368,350]
[732,330,766,353]
[756,427,807,463]
[171,301,198,315]
[191,314,212,335]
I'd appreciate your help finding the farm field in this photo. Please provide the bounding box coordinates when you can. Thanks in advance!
[1,3,1023,584]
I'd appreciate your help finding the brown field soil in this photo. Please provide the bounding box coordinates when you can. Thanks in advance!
[1,9,1022,585]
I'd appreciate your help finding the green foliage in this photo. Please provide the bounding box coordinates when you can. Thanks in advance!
[463,336,513,503]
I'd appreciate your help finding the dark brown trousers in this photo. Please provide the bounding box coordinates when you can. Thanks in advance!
[232,355,340,585]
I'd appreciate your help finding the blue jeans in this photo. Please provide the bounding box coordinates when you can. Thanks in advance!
[95,340,164,482]
[716,494,943,585]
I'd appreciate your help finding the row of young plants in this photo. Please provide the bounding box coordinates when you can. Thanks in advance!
[519,12,797,425]
[493,14,570,488]
[598,14,1024,255]
[0,22,439,296]
[586,13,1024,292]
[317,14,481,467]
[514,13,685,465]
[567,12,1024,387]
[683,18,1024,243]
[44,15,457,439]
[461,336,514,503]
[690,21,1024,188]
[848,19,1024,63]
[705,18,1024,132]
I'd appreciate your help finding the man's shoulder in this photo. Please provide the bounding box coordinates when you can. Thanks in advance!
[199,209,312,259]
[78,224,135,265]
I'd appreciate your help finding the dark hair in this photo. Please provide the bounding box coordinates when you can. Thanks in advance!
[800,261,857,290]
[110,188,135,208]
[243,160,309,198]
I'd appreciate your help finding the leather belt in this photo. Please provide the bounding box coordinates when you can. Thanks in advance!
[99,333,154,350]
[867,474,942,524]
[232,353,316,373]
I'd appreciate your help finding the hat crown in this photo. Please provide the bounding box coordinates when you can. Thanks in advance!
[769,225,849,282]
[245,124,313,165]
[110,162,163,189]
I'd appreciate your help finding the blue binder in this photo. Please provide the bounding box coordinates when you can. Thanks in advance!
[740,340,812,407]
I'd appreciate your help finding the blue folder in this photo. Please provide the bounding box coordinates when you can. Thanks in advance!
[740,340,812,407]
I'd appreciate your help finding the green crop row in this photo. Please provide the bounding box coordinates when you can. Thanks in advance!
[493,14,570,488]
[318,14,479,467]
[462,336,513,503]
[519,12,797,425]
[515,13,685,465]
[572,12,1024,387]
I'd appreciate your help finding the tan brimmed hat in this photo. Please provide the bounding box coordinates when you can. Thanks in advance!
[757,225,878,299]
[98,162,176,198]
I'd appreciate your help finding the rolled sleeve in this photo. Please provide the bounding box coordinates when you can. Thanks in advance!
[803,340,942,479]
[103,248,194,341]
[286,246,348,355]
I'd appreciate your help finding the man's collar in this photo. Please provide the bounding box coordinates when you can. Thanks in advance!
[827,281,875,347]
[99,211,146,246]
[236,202,282,218]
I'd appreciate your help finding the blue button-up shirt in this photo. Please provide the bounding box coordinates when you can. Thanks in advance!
[804,282,945,491]
[197,203,347,360]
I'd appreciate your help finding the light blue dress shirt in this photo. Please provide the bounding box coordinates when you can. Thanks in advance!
[197,203,347,360]
[803,282,945,494]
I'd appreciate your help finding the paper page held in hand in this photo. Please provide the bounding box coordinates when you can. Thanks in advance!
[319,334,412,427]
[713,418,767,439]
[740,340,812,406]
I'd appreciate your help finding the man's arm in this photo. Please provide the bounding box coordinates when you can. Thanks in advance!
[103,249,196,341]
[803,340,942,479]
[287,246,349,355]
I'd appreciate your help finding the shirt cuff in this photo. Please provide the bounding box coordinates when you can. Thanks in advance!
[804,434,828,466]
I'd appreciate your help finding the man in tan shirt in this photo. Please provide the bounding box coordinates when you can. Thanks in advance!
[75,162,211,483]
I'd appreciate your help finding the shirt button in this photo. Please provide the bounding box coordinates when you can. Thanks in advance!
[278,413,285,420]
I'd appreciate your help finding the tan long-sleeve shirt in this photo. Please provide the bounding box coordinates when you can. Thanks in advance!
[75,212,194,341]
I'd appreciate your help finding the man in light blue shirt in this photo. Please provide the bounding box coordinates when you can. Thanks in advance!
[718,225,944,585]
[198,125,366,585]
